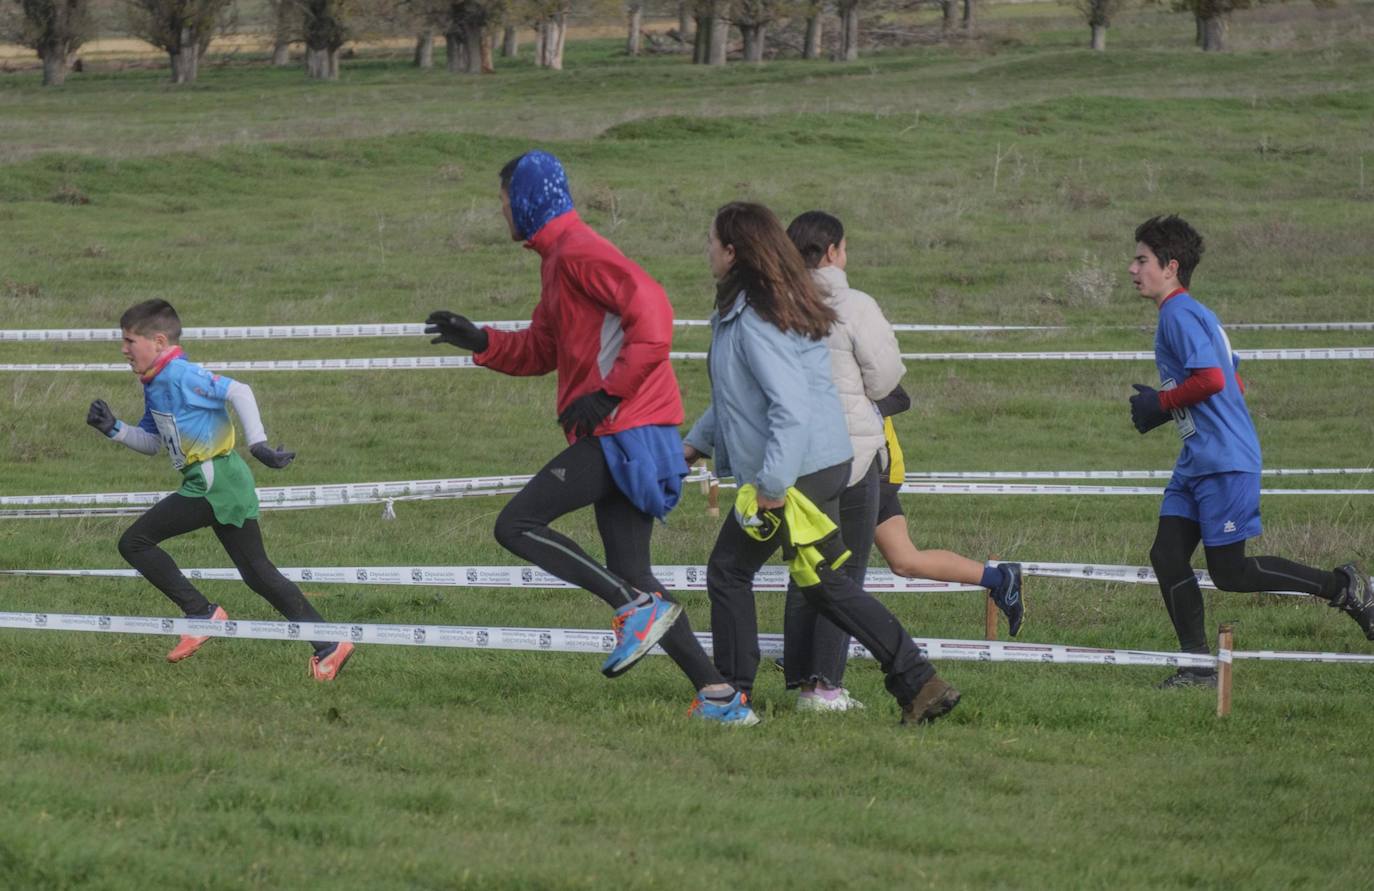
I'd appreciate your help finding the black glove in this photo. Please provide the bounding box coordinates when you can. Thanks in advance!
[86,399,116,436]
[557,390,621,439]
[425,310,489,353]
[250,442,296,469]
[1130,384,1172,434]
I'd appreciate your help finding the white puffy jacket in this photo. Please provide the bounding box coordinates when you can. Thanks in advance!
[813,265,905,487]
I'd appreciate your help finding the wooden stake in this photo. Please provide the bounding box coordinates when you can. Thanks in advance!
[707,475,720,518]
[984,555,999,640]
[1216,623,1234,718]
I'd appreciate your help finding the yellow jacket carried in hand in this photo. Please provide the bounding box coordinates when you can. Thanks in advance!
[734,485,851,587]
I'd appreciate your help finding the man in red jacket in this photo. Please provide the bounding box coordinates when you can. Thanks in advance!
[426,151,755,723]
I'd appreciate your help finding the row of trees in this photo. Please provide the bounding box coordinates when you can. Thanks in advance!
[2,0,1304,87]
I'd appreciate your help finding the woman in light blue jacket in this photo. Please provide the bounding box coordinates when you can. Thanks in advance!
[683,202,960,726]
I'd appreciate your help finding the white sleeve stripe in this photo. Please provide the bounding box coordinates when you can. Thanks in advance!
[225,381,267,446]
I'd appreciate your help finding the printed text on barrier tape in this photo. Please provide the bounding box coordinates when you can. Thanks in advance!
[3,347,1373,373]
[0,610,1231,667]
[4,610,1370,665]
[5,320,1372,341]
[6,468,1370,508]
[0,560,1311,597]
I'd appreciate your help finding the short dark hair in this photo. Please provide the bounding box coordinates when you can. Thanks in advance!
[499,154,526,190]
[120,299,182,342]
[785,211,845,270]
[1134,215,1204,288]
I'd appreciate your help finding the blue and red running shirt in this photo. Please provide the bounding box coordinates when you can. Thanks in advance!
[1153,289,1261,479]
[132,347,239,471]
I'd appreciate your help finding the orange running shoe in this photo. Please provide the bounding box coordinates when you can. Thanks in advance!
[166,605,228,663]
[310,641,355,682]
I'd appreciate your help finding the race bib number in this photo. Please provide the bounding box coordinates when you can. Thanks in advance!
[151,410,188,470]
[1160,378,1196,440]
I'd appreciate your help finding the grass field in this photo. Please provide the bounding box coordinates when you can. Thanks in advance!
[3,4,1374,887]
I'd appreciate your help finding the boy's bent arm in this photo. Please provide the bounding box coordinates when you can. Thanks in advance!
[112,420,161,455]
[225,381,268,445]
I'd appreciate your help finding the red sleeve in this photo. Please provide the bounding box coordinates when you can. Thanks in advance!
[569,258,672,399]
[1158,367,1225,411]
[473,300,558,377]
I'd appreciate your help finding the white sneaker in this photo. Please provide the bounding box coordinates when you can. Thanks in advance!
[797,687,865,712]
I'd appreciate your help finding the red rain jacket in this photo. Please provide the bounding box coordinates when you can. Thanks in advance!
[474,210,684,442]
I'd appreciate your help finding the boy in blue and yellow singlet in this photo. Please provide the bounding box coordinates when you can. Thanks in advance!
[1127,216,1372,688]
[86,299,354,680]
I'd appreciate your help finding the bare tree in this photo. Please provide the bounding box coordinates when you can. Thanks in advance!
[692,0,726,64]
[500,21,516,54]
[798,0,822,59]
[438,0,499,72]
[834,0,856,60]
[265,0,297,64]
[299,0,348,77]
[625,0,641,54]
[730,0,782,62]
[413,27,434,64]
[961,0,973,33]
[125,0,234,83]
[4,0,91,85]
[1073,0,1127,48]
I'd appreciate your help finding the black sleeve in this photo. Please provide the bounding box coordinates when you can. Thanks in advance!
[874,384,911,418]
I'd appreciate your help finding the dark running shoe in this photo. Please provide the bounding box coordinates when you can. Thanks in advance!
[1330,563,1374,641]
[1156,667,1218,689]
[900,676,961,726]
[989,563,1025,637]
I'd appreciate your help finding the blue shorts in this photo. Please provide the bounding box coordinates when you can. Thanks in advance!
[1160,471,1262,547]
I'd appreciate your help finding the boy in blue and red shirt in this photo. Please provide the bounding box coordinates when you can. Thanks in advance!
[1127,216,1372,687]
[87,299,354,680]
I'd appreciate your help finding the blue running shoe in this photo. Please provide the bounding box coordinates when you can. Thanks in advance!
[689,690,760,726]
[989,563,1024,637]
[600,590,683,678]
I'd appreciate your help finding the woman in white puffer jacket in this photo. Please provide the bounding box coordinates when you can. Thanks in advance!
[780,211,904,712]
[783,211,1025,712]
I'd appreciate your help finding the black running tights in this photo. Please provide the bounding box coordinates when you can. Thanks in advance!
[1148,515,1342,653]
[493,436,723,690]
[119,493,327,649]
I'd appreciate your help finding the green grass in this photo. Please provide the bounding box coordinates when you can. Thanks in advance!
[3,4,1374,887]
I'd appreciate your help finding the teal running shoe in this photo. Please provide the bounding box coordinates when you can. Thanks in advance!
[600,590,682,678]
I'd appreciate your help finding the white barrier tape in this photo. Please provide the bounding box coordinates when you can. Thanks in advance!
[0,559,1310,598]
[0,565,980,593]
[896,482,1374,496]
[1008,560,1307,598]
[7,468,1367,509]
[898,348,1374,362]
[5,609,1370,665]
[6,320,1371,342]
[0,488,529,520]
[905,468,1373,481]
[0,610,1232,667]
[0,474,545,507]
[5,482,1370,518]
[3,347,1372,374]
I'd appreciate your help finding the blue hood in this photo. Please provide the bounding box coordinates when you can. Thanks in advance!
[507,150,575,241]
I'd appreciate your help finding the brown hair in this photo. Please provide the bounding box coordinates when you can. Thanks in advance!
[713,202,835,340]
[120,299,182,342]
[786,210,844,270]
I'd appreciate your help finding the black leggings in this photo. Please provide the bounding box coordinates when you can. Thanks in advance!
[706,461,935,704]
[783,456,880,689]
[493,436,723,690]
[1148,515,1343,653]
[119,493,328,650]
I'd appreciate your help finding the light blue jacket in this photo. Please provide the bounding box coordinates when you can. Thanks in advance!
[684,295,854,501]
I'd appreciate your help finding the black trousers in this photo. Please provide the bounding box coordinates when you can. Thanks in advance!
[119,493,329,650]
[783,457,880,688]
[706,461,935,705]
[493,436,723,690]
[1149,515,1342,654]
